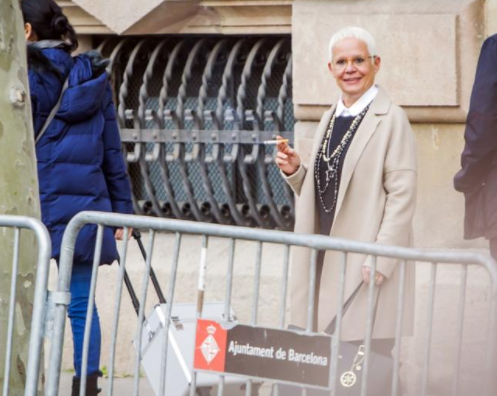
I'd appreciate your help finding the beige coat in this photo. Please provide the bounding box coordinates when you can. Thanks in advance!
[284,87,417,341]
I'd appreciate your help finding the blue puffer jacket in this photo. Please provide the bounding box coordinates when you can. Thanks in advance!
[28,46,133,265]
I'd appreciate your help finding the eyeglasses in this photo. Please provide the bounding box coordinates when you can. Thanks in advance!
[332,56,374,70]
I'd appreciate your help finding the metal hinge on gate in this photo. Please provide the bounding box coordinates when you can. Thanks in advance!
[221,313,237,322]
[43,290,71,339]
[144,319,156,342]
[171,316,184,331]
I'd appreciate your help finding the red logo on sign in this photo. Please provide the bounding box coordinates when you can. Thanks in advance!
[194,319,228,372]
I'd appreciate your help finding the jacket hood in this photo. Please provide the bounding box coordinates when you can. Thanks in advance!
[31,46,111,124]
[58,53,109,124]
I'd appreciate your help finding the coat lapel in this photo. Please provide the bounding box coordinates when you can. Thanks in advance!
[309,105,336,167]
[333,87,391,222]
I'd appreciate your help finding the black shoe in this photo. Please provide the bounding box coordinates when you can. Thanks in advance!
[71,376,80,396]
[71,375,101,396]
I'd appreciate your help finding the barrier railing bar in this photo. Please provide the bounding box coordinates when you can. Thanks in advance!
[108,227,130,396]
[64,213,497,273]
[224,239,236,322]
[251,241,263,325]
[0,216,51,396]
[330,252,347,394]
[247,242,261,396]
[159,232,181,396]
[273,251,289,396]
[22,218,51,396]
[80,225,105,396]
[391,260,407,396]
[189,372,198,396]
[279,245,290,329]
[217,374,225,396]
[451,265,467,396]
[360,256,377,396]
[136,231,166,305]
[3,227,20,396]
[189,374,197,396]
[301,248,316,396]
[306,249,318,333]
[48,213,91,396]
[421,262,438,396]
[197,235,208,316]
[245,378,253,396]
[191,235,203,396]
[133,230,155,396]
[484,271,497,396]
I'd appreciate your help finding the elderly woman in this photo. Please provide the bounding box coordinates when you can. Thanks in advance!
[276,27,417,367]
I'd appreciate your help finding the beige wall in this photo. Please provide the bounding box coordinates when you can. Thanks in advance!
[486,0,497,36]
[59,0,292,35]
[292,0,484,123]
[291,0,491,250]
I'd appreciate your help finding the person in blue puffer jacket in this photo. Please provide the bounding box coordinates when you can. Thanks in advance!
[21,1,134,394]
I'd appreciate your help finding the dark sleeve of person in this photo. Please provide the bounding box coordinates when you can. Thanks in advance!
[454,35,497,192]
[101,82,134,214]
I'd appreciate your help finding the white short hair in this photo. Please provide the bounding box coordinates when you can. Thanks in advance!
[328,27,377,62]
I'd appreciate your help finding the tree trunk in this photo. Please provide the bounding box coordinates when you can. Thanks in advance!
[0,1,42,395]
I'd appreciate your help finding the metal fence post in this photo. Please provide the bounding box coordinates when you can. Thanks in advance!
[0,216,51,396]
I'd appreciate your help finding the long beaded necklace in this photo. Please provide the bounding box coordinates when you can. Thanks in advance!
[314,105,370,213]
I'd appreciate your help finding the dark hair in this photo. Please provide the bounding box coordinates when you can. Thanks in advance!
[21,0,78,52]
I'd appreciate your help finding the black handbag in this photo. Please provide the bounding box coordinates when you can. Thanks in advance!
[273,282,394,396]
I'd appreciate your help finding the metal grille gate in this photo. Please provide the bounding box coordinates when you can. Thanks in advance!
[96,36,295,230]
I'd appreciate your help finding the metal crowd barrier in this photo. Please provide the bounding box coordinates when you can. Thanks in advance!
[0,216,51,396]
[46,211,497,396]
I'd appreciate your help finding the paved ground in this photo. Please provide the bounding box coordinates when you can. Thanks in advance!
[59,371,155,396]
[58,371,273,396]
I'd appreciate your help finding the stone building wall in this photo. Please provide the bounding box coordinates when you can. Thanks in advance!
[59,0,497,249]
[292,0,488,249]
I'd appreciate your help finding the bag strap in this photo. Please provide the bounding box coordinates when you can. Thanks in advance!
[35,78,69,145]
[325,281,382,335]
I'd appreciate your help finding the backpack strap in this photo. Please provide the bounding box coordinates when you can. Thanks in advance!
[35,78,69,145]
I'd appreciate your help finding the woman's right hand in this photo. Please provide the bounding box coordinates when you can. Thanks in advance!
[275,135,301,176]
